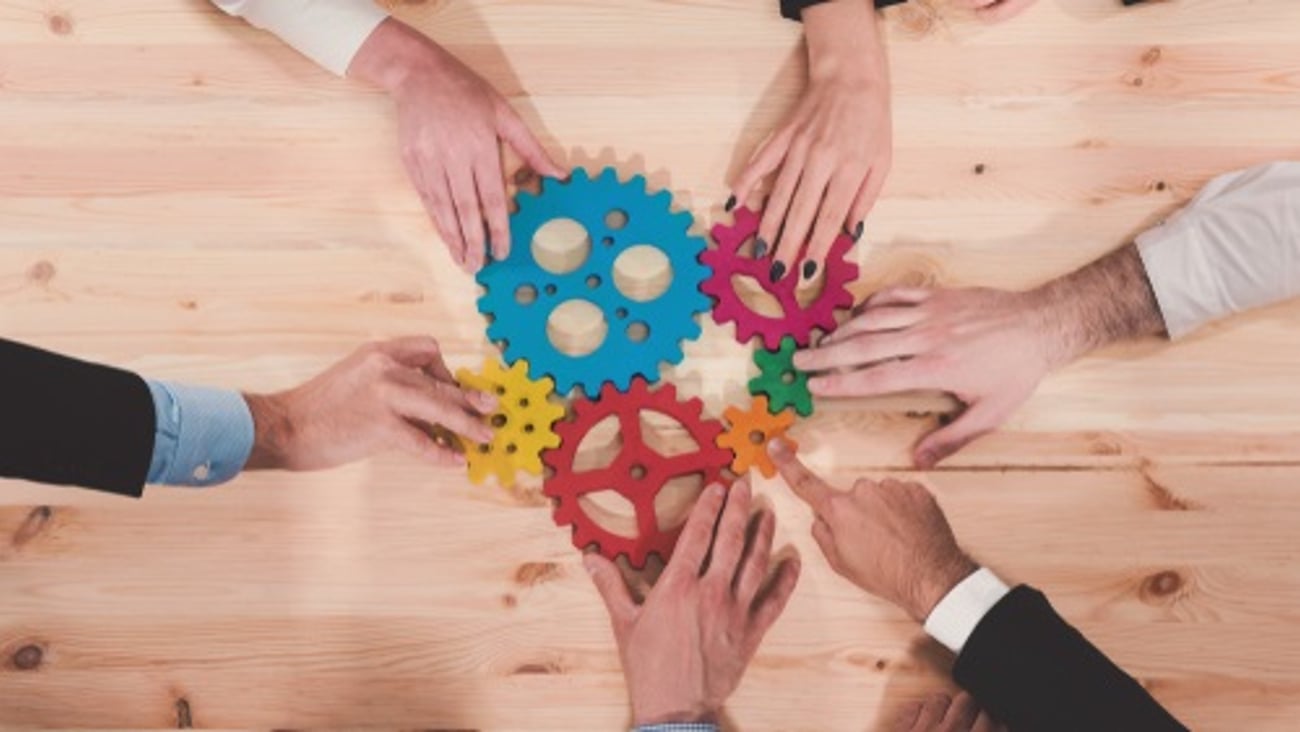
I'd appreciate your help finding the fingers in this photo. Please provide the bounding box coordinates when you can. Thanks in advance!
[970,711,1003,732]
[866,286,934,309]
[913,400,1003,470]
[474,152,512,262]
[410,161,467,268]
[801,169,860,283]
[375,336,449,373]
[846,164,888,242]
[768,438,835,515]
[912,694,952,730]
[734,509,776,607]
[810,518,841,571]
[770,156,833,279]
[663,483,728,584]
[891,702,922,732]
[583,553,637,636]
[756,139,810,271]
[496,104,565,179]
[388,371,494,445]
[390,420,465,467]
[794,331,922,373]
[449,165,487,273]
[807,360,930,398]
[706,477,753,585]
[731,126,795,213]
[941,692,980,731]
[749,555,801,635]
[820,306,927,346]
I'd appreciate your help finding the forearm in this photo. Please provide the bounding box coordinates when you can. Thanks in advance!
[347,17,448,95]
[802,1,889,85]
[1028,244,1166,367]
[211,0,388,77]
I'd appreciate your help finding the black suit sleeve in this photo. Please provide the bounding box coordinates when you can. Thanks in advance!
[954,585,1189,732]
[0,339,155,497]
[781,0,908,21]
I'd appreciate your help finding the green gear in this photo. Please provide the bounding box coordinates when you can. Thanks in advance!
[747,336,813,417]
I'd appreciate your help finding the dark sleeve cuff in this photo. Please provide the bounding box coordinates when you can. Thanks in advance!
[781,0,908,21]
[0,339,155,497]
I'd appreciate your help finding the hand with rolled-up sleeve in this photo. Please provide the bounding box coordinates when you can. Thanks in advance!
[210,1,565,273]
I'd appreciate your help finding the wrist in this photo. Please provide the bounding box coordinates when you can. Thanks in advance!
[349,17,441,94]
[631,699,718,727]
[244,392,295,470]
[912,554,979,622]
[1019,287,1090,372]
[804,1,886,83]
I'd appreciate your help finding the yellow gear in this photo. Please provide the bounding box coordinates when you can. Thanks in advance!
[456,358,566,487]
[716,396,797,479]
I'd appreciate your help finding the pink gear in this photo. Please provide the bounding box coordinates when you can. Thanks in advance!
[701,206,859,349]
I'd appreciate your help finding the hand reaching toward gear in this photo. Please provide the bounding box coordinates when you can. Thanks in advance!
[349,18,565,272]
[956,0,1038,23]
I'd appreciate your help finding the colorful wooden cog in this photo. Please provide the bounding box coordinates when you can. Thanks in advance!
[542,378,731,568]
[701,205,859,349]
[455,358,566,487]
[748,336,813,417]
[717,396,798,479]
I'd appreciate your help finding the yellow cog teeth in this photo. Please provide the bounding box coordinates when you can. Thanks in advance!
[455,357,566,488]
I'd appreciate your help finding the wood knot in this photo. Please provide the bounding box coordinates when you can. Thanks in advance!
[512,660,565,675]
[175,697,193,728]
[13,505,53,548]
[27,260,55,283]
[1140,570,1184,603]
[514,561,561,587]
[1142,46,1163,66]
[12,643,44,671]
[501,593,518,608]
[973,163,986,175]
[47,13,73,36]
[874,658,888,671]
[1153,180,1168,192]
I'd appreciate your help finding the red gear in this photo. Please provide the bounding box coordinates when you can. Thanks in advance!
[543,378,732,568]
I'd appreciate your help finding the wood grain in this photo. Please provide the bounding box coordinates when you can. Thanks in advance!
[4,0,1300,729]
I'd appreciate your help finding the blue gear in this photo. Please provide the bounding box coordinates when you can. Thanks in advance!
[477,167,711,395]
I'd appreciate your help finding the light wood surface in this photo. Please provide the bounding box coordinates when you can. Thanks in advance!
[4,0,1300,729]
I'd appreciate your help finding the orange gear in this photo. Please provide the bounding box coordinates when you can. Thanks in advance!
[716,396,797,479]
[455,358,566,487]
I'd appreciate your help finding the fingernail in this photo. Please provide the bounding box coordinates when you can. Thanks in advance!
[807,376,825,394]
[917,450,936,469]
[709,483,726,498]
[754,237,769,259]
[725,194,737,212]
[767,438,788,457]
[802,260,818,280]
[852,221,865,242]
[582,554,599,575]
[769,261,787,283]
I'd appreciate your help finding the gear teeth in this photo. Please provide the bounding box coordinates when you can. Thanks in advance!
[717,396,797,479]
[455,357,566,489]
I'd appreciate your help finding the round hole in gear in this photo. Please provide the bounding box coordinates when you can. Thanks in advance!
[605,209,629,231]
[519,397,531,408]
[781,370,796,385]
[532,218,592,275]
[524,423,535,434]
[544,284,558,296]
[615,307,629,320]
[579,489,639,539]
[601,236,615,247]
[630,464,647,480]
[490,414,508,429]
[547,299,609,357]
[515,284,538,305]
[626,321,650,343]
[506,443,518,455]
[586,274,602,289]
[748,429,766,446]
[613,245,672,303]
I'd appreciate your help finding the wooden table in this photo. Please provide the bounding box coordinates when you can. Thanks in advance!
[3,0,1299,728]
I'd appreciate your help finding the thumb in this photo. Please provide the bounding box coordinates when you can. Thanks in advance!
[913,401,1002,469]
[497,105,565,179]
[583,553,635,634]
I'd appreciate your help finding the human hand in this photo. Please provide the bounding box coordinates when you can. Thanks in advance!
[955,0,1038,22]
[893,693,1004,732]
[794,286,1071,469]
[769,440,975,622]
[584,480,802,725]
[730,0,891,286]
[350,19,565,272]
[244,337,495,471]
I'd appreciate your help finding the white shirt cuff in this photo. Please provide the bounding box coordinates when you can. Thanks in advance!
[213,0,390,76]
[923,567,1011,654]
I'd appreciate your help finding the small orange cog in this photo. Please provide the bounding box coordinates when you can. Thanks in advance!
[716,396,797,479]
[456,358,566,487]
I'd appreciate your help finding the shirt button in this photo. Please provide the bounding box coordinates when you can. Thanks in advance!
[192,463,211,482]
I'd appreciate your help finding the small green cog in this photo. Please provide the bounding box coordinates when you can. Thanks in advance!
[747,336,813,417]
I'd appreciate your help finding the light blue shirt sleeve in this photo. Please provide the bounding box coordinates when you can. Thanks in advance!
[635,725,719,732]
[145,380,255,487]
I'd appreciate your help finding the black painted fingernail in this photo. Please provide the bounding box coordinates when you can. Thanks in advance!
[725,194,737,212]
[754,237,769,259]
[769,261,787,283]
[802,260,818,280]
[852,221,865,242]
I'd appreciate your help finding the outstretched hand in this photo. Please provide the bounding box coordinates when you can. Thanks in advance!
[584,479,801,726]
[769,440,975,622]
